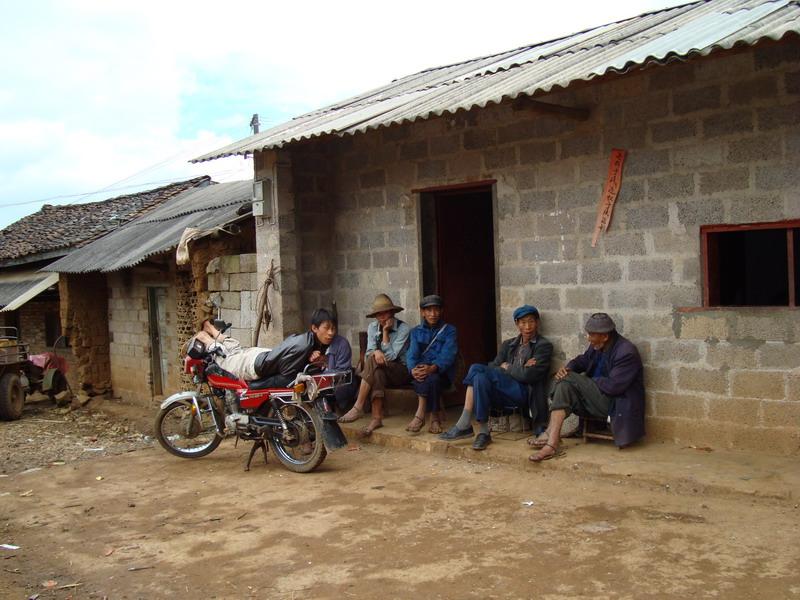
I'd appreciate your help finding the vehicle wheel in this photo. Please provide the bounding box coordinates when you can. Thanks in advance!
[0,372,24,421]
[269,403,327,473]
[155,400,222,458]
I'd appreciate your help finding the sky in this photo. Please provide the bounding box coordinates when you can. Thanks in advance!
[0,0,688,230]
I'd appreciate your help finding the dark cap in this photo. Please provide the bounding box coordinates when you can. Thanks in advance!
[585,312,616,333]
[419,294,444,309]
[513,304,540,321]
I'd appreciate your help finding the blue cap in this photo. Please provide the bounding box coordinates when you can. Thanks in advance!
[513,304,540,321]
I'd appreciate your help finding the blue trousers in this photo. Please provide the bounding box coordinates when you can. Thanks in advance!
[412,372,450,412]
[462,364,527,423]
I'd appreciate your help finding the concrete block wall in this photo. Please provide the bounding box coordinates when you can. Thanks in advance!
[207,253,260,343]
[107,266,182,405]
[290,40,800,454]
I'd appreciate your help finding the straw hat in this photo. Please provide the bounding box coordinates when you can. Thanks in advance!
[366,294,404,318]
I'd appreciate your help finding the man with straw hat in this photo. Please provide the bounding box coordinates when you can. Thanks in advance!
[338,294,411,436]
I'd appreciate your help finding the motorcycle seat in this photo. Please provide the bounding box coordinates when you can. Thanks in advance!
[247,377,291,391]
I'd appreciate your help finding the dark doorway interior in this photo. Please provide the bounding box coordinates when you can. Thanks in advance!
[420,186,497,384]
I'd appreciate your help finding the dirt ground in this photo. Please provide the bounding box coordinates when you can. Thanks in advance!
[1,402,799,599]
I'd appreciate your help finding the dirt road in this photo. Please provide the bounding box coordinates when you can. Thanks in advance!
[1,434,799,599]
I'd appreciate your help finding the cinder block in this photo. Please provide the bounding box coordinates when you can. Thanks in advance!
[707,397,759,424]
[756,164,800,191]
[557,186,598,210]
[727,135,782,163]
[608,288,649,309]
[678,367,728,395]
[650,285,701,308]
[463,128,497,150]
[372,251,400,268]
[539,263,577,285]
[761,400,800,429]
[519,141,556,164]
[754,43,800,70]
[536,211,577,236]
[732,370,786,400]
[627,314,675,339]
[788,373,800,401]
[524,287,561,310]
[359,232,385,250]
[622,92,669,124]
[399,141,428,161]
[603,126,646,152]
[757,102,800,130]
[676,199,724,226]
[565,287,603,309]
[429,134,460,156]
[679,314,730,340]
[535,161,577,188]
[359,169,386,188]
[581,262,622,284]
[629,259,673,281]
[649,63,695,91]
[220,255,241,274]
[699,167,750,195]
[729,75,779,105]
[702,110,754,138]
[733,313,796,342]
[728,195,784,223]
[484,147,518,170]
[644,366,675,392]
[358,190,384,208]
[521,239,561,262]
[652,340,703,364]
[499,266,537,287]
[520,190,556,212]
[650,119,696,143]
[560,134,601,158]
[652,391,706,419]
[346,252,371,270]
[673,85,721,115]
[648,173,695,200]
[417,160,446,180]
[623,204,670,230]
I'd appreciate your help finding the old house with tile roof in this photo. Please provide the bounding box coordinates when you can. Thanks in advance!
[193,0,800,454]
[0,176,213,395]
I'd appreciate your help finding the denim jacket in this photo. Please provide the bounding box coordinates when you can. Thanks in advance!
[406,322,458,382]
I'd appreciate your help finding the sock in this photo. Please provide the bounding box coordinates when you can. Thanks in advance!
[478,421,490,435]
[454,409,472,430]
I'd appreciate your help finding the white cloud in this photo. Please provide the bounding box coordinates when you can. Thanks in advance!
[0,0,685,229]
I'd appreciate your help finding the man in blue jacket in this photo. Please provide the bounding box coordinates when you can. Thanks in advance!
[529,312,645,462]
[440,305,553,451]
[405,295,458,434]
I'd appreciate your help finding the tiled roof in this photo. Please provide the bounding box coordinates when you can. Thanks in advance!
[0,176,212,264]
[192,0,800,162]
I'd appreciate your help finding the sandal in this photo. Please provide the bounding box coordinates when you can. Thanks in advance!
[406,415,425,433]
[526,432,549,448]
[428,418,443,435]
[338,406,364,423]
[358,418,383,438]
[528,443,562,462]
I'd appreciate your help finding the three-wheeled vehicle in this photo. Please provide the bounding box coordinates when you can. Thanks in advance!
[0,327,68,420]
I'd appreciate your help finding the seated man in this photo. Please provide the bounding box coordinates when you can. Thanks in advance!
[338,294,410,436]
[323,325,358,413]
[439,305,553,451]
[193,308,337,386]
[405,295,458,434]
[529,312,644,462]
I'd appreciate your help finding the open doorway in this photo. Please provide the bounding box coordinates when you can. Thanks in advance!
[147,287,170,397]
[419,185,497,379]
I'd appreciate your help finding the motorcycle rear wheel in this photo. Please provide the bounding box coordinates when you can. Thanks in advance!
[269,403,327,473]
[155,400,222,458]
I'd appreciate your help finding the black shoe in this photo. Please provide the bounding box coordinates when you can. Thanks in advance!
[439,425,474,441]
[472,432,492,451]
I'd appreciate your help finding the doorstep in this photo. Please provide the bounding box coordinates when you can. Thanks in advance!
[338,406,800,502]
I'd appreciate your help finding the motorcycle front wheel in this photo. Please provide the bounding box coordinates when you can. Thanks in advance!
[269,403,327,473]
[155,400,222,458]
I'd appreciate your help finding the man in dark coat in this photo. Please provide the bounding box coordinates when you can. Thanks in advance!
[439,305,553,451]
[529,312,644,462]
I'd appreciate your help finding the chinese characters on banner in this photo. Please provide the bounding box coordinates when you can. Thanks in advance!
[591,148,627,247]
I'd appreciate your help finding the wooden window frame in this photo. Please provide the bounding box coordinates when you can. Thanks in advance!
[701,218,800,308]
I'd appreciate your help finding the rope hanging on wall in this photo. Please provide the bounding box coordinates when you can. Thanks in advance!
[252,259,278,347]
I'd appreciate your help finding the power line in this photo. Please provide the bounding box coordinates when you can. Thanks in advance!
[0,167,252,209]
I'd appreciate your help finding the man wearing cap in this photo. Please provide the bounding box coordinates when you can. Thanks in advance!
[405,295,458,434]
[529,312,645,462]
[440,305,553,451]
[338,294,411,436]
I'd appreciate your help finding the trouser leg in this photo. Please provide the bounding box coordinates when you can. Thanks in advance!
[549,372,611,419]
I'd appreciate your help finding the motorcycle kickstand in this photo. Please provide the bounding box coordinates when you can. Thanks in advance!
[245,439,268,472]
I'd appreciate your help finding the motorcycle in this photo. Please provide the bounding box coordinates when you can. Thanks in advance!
[154,323,350,473]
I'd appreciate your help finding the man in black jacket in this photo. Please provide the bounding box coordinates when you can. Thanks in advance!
[195,309,337,386]
[439,305,553,450]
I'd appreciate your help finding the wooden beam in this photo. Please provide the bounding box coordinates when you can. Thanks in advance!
[511,96,590,120]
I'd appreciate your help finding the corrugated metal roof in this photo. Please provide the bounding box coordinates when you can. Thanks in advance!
[46,180,253,274]
[0,272,59,312]
[192,0,800,163]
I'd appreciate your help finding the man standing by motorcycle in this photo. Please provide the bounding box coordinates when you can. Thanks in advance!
[195,309,337,386]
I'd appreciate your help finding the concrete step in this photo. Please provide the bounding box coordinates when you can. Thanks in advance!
[338,407,800,503]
